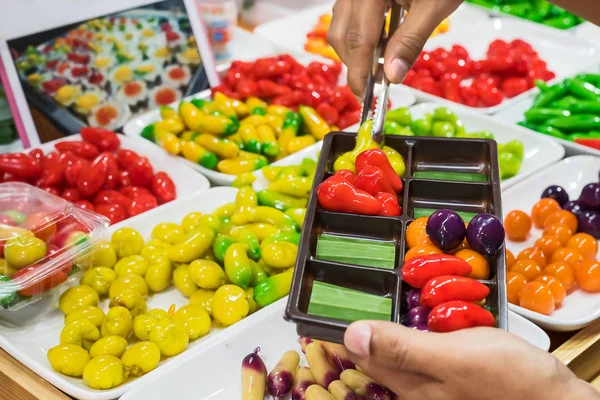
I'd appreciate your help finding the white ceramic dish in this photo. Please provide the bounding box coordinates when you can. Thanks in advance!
[0,188,248,400]
[408,102,564,188]
[122,85,415,186]
[119,300,549,400]
[495,65,600,158]
[574,22,600,43]
[36,134,210,213]
[254,3,490,60]
[405,18,599,115]
[502,155,600,331]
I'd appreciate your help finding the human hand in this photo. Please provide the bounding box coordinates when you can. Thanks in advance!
[344,321,599,400]
[328,0,463,96]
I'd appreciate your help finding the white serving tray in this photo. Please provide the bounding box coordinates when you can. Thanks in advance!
[0,188,249,400]
[36,134,210,216]
[254,3,490,60]
[405,18,599,115]
[495,65,600,158]
[119,299,549,400]
[502,155,600,331]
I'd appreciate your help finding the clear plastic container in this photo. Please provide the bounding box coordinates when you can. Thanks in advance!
[0,182,109,310]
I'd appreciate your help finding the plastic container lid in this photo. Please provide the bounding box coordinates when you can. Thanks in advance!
[0,182,109,310]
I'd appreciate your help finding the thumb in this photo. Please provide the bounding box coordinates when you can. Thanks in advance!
[383,4,457,83]
[344,320,441,373]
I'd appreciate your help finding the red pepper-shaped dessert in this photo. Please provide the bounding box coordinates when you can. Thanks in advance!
[355,149,403,193]
[402,254,472,288]
[316,174,382,215]
[427,300,495,332]
[420,275,490,308]
[354,165,396,196]
[375,192,402,216]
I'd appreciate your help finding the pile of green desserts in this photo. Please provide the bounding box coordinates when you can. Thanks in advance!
[384,106,525,180]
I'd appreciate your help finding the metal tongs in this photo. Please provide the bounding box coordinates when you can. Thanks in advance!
[361,2,404,144]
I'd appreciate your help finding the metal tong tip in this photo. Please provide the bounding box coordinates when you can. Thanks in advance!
[361,3,404,144]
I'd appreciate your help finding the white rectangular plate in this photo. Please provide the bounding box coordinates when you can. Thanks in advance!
[502,155,600,331]
[407,18,599,114]
[35,134,211,218]
[119,300,549,400]
[495,65,600,158]
[0,188,261,400]
[408,102,564,188]
[254,3,490,60]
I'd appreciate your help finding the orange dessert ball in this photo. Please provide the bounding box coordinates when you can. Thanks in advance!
[517,247,547,268]
[510,260,543,282]
[531,198,561,229]
[567,233,598,260]
[544,261,575,291]
[535,274,566,305]
[455,249,490,280]
[507,272,527,305]
[551,247,583,269]
[543,210,578,233]
[575,259,600,292]
[406,217,433,249]
[519,282,555,315]
[506,249,516,270]
[534,236,563,260]
[504,210,532,241]
[405,244,442,261]
[542,223,573,246]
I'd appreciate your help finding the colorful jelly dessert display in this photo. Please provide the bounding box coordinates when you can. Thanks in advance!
[466,0,584,29]
[44,177,313,390]
[0,128,178,224]
[504,180,600,315]
[516,74,600,150]
[384,106,525,180]
[12,10,201,128]
[287,119,507,342]
[404,40,554,108]
[140,78,345,175]
[240,339,395,399]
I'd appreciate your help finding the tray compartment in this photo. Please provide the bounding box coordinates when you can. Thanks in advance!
[406,179,495,219]
[294,259,401,343]
[313,211,404,270]
[410,138,492,180]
